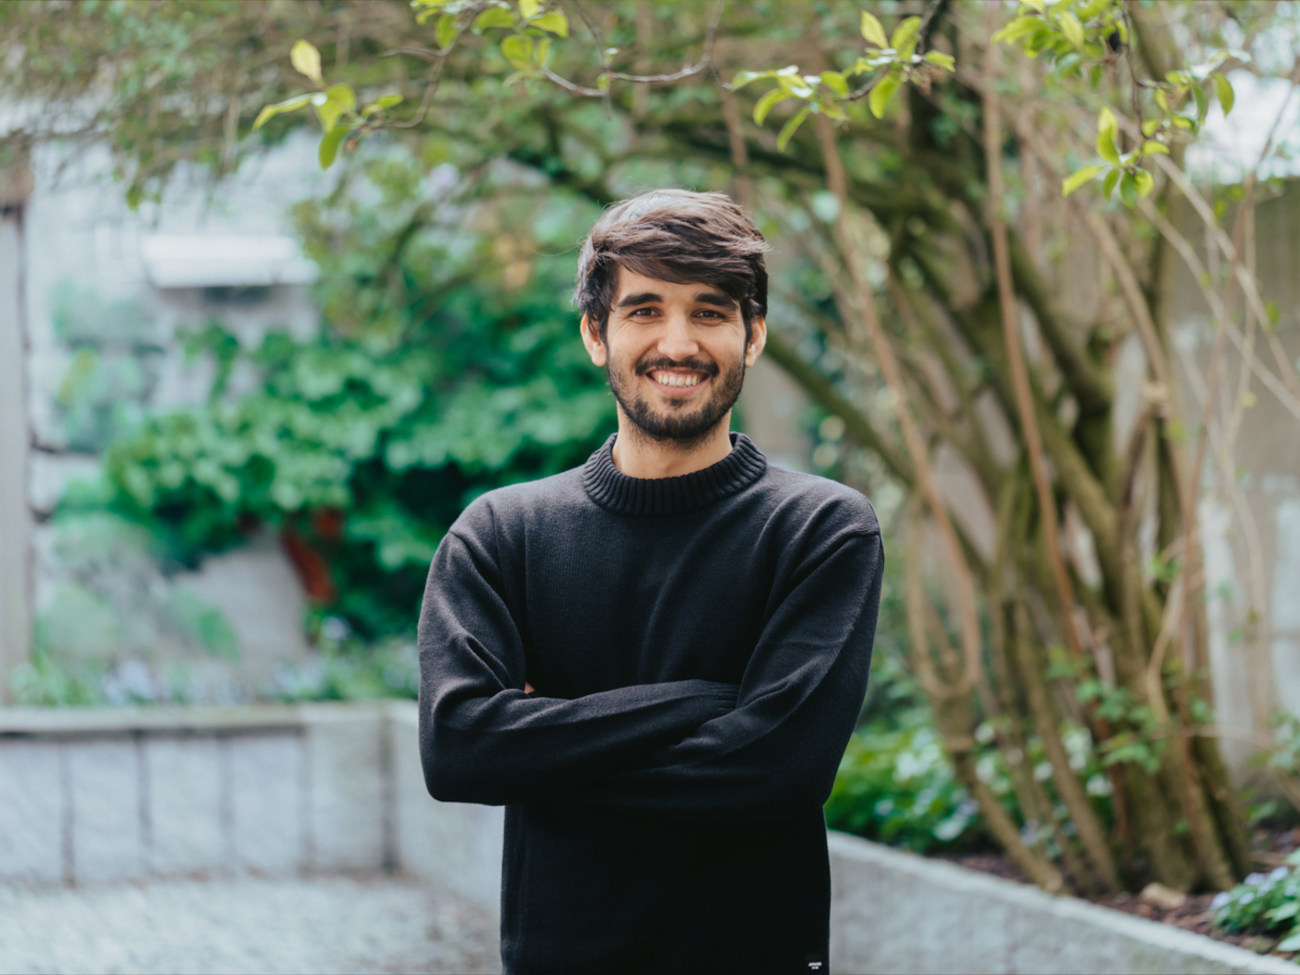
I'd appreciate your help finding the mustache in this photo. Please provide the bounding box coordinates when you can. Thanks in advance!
[634,357,719,377]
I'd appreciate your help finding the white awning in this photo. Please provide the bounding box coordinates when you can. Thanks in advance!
[140,233,318,288]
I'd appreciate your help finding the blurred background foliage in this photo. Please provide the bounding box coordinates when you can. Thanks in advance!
[99,159,611,640]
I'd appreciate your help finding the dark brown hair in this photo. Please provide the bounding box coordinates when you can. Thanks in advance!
[574,189,770,340]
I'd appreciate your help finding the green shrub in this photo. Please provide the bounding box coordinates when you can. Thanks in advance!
[87,159,611,644]
[826,714,987,854]
[1211,855,1300,952]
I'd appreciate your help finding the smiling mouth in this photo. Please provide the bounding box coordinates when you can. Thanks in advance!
[649,370,707,388]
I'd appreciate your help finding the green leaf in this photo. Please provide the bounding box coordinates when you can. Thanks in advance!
[891,16,923,55]
[1133,168,1155,197]
[868,72,902,119]
[1278,928,1300,953]
[1142,118,1160,137]
[1213,72,1235,116]
[923,51,955,72]
[436,13,459,50]
[818,97,848,121]
[314,84,355,133]
[731,70,768,91]
[518,0,540,18]
[500,34,534,70]
[1192,84,1209,122]
[318,125,349,169]
[1103,168,1121,199]
[1059,12,1085,50]
[291,39,323,85]
[777,105,811,150]
[252,94,314,131]
[1140,140,1169,156]
[753,87,788,126]
[473,7,517,30]
[776,74,815,98]
[1268,902,1300,923]
[860,10,888,48]
[1062,164,1104,197]
[820,71,849,96]
[362,94,403,116]
[1096,107,1120,165]
[1120,172,1137,207]
[530,10,568,36]
[992,16,1039,45]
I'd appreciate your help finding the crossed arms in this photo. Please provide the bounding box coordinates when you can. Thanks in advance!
[417,516,883,818]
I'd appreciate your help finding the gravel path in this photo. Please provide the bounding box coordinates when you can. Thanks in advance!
[0,873,501,975]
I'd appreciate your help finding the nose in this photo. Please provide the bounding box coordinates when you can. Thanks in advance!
[656,310,700,361]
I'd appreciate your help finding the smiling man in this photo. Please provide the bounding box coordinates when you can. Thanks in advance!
[417,189,884,975]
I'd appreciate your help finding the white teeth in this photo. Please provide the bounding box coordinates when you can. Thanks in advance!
[653,372,702,387]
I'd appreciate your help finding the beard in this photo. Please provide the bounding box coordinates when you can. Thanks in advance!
[606,353,746,447]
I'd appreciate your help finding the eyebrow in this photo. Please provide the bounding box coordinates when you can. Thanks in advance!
[615,290,737,309]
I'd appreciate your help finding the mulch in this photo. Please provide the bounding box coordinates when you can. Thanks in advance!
[937,826,1300,963]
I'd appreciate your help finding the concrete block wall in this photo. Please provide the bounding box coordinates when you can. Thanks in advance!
[827,833,1299,975]
[387,705,503,917]
[0,703,391,886]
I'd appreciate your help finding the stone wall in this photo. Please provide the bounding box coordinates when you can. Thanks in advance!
[0,703,392,885]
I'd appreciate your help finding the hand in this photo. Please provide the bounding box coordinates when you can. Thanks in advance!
[524,682,535,694]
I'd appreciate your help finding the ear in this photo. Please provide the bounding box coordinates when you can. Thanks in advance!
[745,317,767,367]
[580,314,607,367]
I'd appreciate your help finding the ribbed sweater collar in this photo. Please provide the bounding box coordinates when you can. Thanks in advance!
[582,432,767,516]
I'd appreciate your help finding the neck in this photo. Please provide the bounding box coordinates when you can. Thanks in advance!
[610,413,735,479]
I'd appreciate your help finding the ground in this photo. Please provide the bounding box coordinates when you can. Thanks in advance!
[0,873,501,975]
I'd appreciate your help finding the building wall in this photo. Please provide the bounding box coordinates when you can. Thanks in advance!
[1,178,30,706]
[1165,184,1300,765]
[12,136,332,699]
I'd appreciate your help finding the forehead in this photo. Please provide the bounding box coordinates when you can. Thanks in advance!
[611,267,734,304]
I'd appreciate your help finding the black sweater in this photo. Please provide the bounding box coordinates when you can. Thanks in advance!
[417,434,883,975]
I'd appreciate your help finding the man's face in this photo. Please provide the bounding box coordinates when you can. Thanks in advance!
[582,268,766,445]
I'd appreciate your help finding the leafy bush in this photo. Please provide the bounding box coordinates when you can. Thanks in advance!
[827,716,986,854]
[1211,855,1300,952]
[11,629,419,708]
[95,157,612,641]
[270,630,420,703]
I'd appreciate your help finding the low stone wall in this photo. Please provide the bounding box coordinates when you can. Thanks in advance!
[0,702,394,885]
[828,832,1298,975]
[387,704,503,916]
[3,701,1297,974]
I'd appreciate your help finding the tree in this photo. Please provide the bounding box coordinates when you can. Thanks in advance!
[5,0,1299,894]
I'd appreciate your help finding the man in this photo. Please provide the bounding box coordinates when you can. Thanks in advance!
[417,189,883,975]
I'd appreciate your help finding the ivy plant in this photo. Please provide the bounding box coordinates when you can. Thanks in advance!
[98,155,612,639]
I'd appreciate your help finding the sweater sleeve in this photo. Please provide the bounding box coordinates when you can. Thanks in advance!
[577,528,884,820]
[417,515,737,807]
